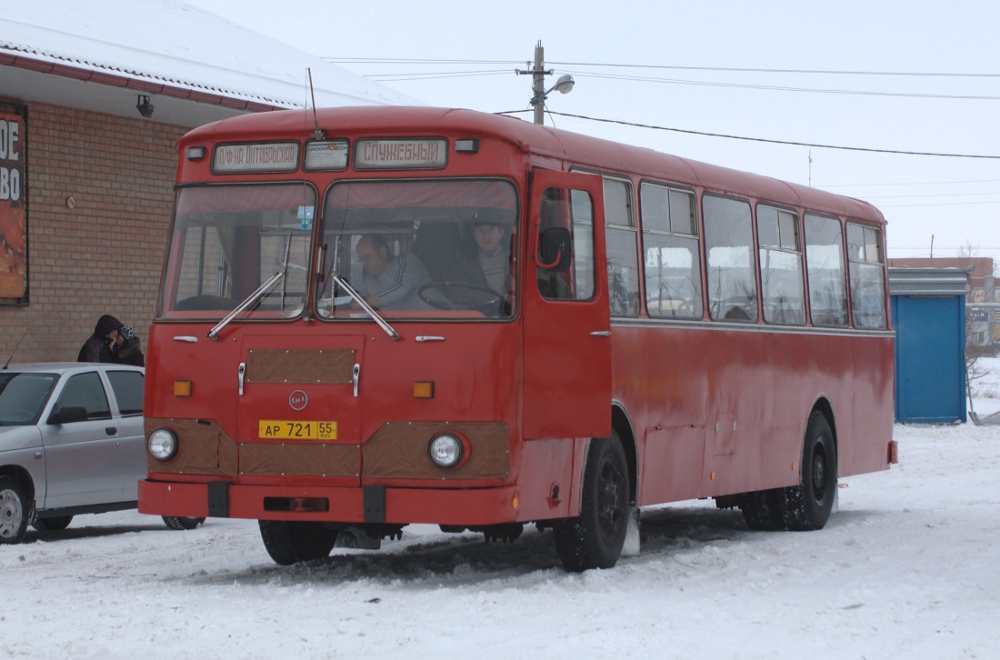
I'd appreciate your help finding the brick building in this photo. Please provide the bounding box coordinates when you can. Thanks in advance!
[1,2,410,363]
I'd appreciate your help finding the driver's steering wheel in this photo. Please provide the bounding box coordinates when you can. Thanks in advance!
[418,282,505,316]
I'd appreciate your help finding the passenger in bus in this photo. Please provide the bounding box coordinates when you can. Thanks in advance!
[452,220,513,315]
[354,234,432,310]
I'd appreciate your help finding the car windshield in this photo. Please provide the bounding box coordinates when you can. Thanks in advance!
[0,372,58,426]
[318,179,518,319]
[159,183,317,319]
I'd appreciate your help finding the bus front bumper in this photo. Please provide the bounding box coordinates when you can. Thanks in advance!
[138,479,524,526]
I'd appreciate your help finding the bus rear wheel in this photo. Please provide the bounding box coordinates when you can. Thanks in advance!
[554,432,631,572]
[781,411,838,531]
[258,520,338,565]
[739,489,786,531]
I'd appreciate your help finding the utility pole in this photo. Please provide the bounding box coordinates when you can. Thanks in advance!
[516,41,575,126]
[531,41,546,125]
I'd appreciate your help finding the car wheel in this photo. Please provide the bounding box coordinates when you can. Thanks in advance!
[32,515,74,532]
[162,516,206,531]
[258,520,337,565]
[0,476,29,545]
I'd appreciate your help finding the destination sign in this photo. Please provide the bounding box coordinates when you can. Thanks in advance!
[354,138,447,170]
[213,142,300,173]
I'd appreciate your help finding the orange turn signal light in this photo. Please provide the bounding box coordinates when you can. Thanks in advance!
[174,380,192,397]
[413,381,435,399]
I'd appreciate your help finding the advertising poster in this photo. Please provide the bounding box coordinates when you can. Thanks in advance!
[0,103,26,305]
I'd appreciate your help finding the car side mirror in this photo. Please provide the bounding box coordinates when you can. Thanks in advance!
[538,227,572,272]
[48,406,88,425]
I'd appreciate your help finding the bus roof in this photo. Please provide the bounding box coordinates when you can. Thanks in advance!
[180,106,885,226]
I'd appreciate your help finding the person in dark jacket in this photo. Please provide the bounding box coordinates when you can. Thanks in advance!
[77,314,122,363]
[113,324,145,367]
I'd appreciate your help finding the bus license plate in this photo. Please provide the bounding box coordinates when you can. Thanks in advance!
[258,420,338,441]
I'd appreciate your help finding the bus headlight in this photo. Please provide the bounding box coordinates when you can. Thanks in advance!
[429,433,464,468]
[148,428,179,462]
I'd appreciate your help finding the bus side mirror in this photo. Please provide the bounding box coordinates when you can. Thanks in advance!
[538,227,572,272]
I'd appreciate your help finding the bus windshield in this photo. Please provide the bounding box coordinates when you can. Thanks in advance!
[161,183,316,319]
[317,179,518,319]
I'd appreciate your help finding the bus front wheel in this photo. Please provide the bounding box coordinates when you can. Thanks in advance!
[781,411,838,531]
[553,432,631,572]
[258,520,338,565]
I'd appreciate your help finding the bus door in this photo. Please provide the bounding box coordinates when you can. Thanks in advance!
[523,170,612,439]
[236,333,366,485]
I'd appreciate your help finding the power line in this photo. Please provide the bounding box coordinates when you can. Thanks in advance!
[366,69,512,82]
[496,109,1000,160]
[563,70,1000,102]
[823,178,1000,188]
[861,192,1000,200]
[323,57,1000,79]
[877,200,1000,208]
[550,62,1000,79]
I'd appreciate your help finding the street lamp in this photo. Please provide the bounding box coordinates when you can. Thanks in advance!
[530,74,575,125]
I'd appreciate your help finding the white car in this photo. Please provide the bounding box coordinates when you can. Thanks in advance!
[0,362,204,544]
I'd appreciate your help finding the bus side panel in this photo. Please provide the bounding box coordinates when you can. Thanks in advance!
[614,324,894,507]
[841,334,895,477]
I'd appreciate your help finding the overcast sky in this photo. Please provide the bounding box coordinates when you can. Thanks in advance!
[188,0,1000,263]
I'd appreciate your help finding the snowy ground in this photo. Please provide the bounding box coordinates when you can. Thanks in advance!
[4,366,1000,659]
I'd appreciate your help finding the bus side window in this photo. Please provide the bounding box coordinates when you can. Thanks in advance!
[640,184,703,320]
[604,178,640,317]
[537,188,595,301]
[758,205,806,325]
[804,214,849,327]
[846,222,887,329]
[704,195,758,322]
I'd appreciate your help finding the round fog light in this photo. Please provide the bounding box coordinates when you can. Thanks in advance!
[429,433,464,468]
[148,428,178,462]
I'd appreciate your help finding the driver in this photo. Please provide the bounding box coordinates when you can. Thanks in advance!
[354,234,432,310]
[451,220,513,316]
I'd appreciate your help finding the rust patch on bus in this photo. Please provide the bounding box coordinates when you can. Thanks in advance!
[145,417,238,476]
[362,421,510,480]
[238,442,360,477]
[246,349,355,384]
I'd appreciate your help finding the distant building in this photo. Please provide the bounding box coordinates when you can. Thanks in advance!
[888,257,995,348]
[0,2,415,362]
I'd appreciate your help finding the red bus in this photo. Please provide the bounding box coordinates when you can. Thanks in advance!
[138,107,896,571]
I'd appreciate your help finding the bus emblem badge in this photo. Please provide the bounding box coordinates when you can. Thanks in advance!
[289,390,308,411]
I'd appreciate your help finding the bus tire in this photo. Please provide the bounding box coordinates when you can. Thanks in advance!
[32,515,73,532]
[0,476,29,545]
[162,516,206,531]
[553,432,631,572]
[739,490,786,531]
[258,520,337,566]
[780,411,838,531]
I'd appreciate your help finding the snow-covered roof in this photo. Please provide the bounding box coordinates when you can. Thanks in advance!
[0,1,420,126]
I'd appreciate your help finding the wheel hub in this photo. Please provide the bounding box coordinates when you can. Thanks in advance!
[596,459,625,540]
[0,489,23,538]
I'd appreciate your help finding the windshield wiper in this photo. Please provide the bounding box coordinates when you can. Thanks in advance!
[207,271,284,340]
[330,274,400,341]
